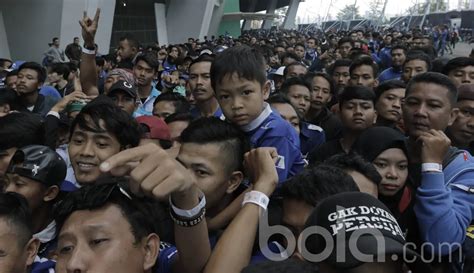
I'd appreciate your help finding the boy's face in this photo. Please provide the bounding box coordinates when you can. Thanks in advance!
[403,82,456,140]
[16,68,42,94]
[332,66,350,92]
[287,84,311,116]
[216,73,270,127]
[310,76,332,112]
[56,204,157,273]
[375,88,405,123]
[117,39,136,61]
[133,60,155,87]
[350,65,378,88]
[177,142,239,209]
[4,173,48,212]
[68,118,122,185]
[391,49,406,68]
[448,65,474,87]
[402,60,428,83]
[448,99,474,146]
[340,99,377,131]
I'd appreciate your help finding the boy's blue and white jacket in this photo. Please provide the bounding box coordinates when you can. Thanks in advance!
[415,149,474,255]
[241,103,305,182]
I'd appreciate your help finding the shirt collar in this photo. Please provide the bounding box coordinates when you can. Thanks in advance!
[241,103,272,132]
[34,221,56,243]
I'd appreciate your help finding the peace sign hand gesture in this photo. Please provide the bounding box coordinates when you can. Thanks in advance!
[79,8,100,47]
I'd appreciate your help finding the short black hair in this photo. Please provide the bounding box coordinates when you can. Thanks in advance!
[406,72,458,105]
[280,164,359,207]
[180,117,250,173]
[70,96,141,148]
[294,43,305,49]
[241,259,317,273]
[391,44,408,55]
[374,80,406,102]
[0,112,44,151]
[211,45,267,91]
[164,112,193,125]
[338,37,354,48]
[189,54,214,72]
[50,63,70,80]
[134,52,159,71]
[324,153,382,185]
[282,52,301,62]
[403,51,432,71]
[0,88,18,107]
[283,62,307,78]
[0,192,33,247]
[305,72,336,95]
[53,37,59,42]
[279,76,311,95]
[66,62,78,73]
[153,92,190,114]
[338,85,376,109]
[6,69,18,78]
[266,92,292,105]
[349,55,379,77]
[119,34,139,50]
[443,57,474,75]
[54,181,167,245]
[18,62,47,83]
[327,59,352,76]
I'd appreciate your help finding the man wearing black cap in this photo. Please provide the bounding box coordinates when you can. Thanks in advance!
[107,79,139,116]
[303,192,429,272]
[5,145,67,258]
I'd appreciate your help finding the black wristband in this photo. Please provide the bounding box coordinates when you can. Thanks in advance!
[169,207,206,227]
[84,44,96,50]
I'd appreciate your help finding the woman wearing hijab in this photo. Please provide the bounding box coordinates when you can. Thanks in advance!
[351,126,413,232]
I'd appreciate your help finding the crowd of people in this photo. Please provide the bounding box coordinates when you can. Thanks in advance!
[1,7,474,273]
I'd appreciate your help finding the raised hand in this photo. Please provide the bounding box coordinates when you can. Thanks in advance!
[79,8,100,47]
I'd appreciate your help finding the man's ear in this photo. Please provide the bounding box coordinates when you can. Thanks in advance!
[373,109,378,124]
[449,108,460,126]
[142,233,160,271]
[373,79,379,88]
[25,238,40,267]
[226,171,243,194]
[263,80,271,100]
[43,185,59,202]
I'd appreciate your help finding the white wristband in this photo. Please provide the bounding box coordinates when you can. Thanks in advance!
[421,163,443,173]
[169,193,206,218]
[82,47,96,55]
[242,191,269,210]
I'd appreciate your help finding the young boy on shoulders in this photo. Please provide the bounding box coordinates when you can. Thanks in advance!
[210,46,305,182]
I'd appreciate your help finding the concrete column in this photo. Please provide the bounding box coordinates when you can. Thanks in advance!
[262,0,278,30]
[282,0,300,29]
[154,3,168,46]
[0,12,10,59]
[242,0,258,31]
[167,0,220,44]
[60,0,115,55]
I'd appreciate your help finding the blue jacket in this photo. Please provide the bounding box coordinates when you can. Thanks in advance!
[415,149,474,255]
[31,256,55,273]
[300,122,325,157]
[378,67,402,83]
[241,103,305,182]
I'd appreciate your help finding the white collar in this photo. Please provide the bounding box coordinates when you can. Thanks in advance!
[34,221,56,243]
[241,103,273,132]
